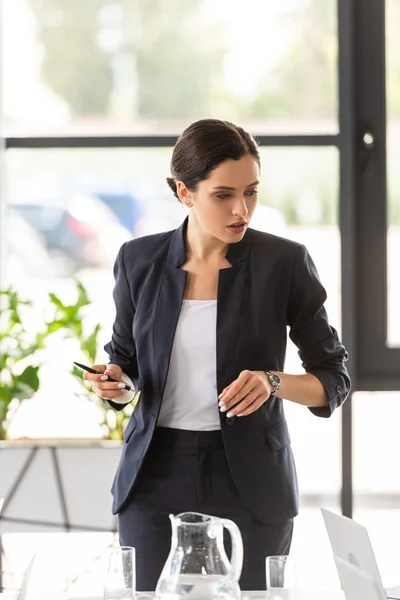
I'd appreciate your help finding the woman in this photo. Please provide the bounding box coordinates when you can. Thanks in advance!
[85,119,350,591]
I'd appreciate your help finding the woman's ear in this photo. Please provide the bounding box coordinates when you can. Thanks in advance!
[177,182,193,207]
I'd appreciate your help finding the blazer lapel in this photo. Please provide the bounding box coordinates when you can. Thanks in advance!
[152,221,187,400]
[216,240,250,393]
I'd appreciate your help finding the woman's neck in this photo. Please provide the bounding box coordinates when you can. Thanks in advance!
[185,217,228,262]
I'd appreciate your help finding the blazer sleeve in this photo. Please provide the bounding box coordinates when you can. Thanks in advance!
[286,244,351,417]
[104,242,140,410]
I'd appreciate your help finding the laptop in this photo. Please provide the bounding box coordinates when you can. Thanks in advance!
[334,555,387,600]
[321,508,400,600]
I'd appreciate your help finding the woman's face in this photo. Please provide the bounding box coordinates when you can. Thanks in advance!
[178,154,260,244]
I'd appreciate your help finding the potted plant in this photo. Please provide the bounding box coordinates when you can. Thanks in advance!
[48,282,137,440]
[0,289,42,440]
[0,281,135,440]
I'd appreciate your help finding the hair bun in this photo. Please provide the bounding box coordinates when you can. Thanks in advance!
[166,177,179,199]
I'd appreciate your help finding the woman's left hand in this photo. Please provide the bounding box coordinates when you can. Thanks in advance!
[218,370,273,418]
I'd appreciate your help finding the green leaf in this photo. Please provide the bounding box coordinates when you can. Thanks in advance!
[10,312,22,326]
[47,320,68,334]
[0,387,11,403]
[11,382,35,401]
[66,306,82,323]
[17,366,40,392]
[75,280,91,308]
[9,291,19,312]
[72,365,84,379]
[48,292,64,310]
[35,332,48,348]
[81,324,100,363]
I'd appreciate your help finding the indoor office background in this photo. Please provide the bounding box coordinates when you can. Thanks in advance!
[0,0,399,596]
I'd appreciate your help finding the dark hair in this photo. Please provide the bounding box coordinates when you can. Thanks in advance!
[166,119,260,200]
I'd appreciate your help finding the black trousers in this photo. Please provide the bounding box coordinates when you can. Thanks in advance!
[118,427,293,591]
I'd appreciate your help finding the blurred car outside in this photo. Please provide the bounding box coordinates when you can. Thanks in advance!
[9,188,133,276]
[66,175,145,236]
[66,174,188,236]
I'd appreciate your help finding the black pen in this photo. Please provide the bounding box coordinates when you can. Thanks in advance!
[73,362,133,391]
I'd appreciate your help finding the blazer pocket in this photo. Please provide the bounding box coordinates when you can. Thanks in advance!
[123,417,137,443]
[265,420,291,451]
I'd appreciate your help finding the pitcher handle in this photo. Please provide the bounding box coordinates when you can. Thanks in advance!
[221,518,243,582]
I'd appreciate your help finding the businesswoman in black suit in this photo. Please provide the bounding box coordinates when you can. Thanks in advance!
[84,119,350,591]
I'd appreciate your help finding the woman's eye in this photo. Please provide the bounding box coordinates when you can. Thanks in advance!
[245,189,258,196]
[216,193,230,199]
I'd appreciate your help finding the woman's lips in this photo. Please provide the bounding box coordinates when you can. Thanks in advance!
[227,222,247,234]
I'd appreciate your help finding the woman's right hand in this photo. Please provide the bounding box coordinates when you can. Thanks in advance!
[83,363,127,400]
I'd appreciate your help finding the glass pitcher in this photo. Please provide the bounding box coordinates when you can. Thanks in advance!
[155,512,243,600]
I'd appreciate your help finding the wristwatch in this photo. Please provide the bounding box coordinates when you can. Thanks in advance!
[265,371,281,394]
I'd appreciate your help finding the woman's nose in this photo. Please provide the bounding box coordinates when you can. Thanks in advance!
[232,197,249,217]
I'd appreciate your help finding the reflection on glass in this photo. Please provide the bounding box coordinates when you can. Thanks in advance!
[386,0,400,346]
[4,147,340,503]
[1,0,337,135]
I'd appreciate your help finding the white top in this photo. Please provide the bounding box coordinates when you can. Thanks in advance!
[157,299,220,431]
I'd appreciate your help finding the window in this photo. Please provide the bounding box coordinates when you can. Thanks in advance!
[2,0,337,136]
[386,0,400,347]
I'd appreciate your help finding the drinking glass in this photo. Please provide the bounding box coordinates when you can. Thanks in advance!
[265,555,300,599]
[103,546,136,599]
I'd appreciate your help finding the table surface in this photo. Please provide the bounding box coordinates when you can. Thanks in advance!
[1,588,400,599]
[0,591,347,600]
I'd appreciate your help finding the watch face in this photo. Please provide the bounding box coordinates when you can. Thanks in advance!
[269,373,280,386]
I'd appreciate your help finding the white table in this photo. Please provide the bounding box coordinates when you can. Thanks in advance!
[0,592,346,600]
[3,590,400,599]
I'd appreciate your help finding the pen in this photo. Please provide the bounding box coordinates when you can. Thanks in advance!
[73,362,133,391]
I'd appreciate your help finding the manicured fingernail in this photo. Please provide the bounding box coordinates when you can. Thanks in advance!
[118,383,126,388]
[218,392,225,399]
[218,401,225,408]
[237,413,243,417]
[226,412,234,418]
[219,405,227,412]
[101,375,108,381]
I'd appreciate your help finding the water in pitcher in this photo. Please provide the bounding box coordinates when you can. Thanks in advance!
[156,512,243,600]
[173,573,240,599]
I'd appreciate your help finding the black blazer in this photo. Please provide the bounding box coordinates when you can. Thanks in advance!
[105,219,350,523]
